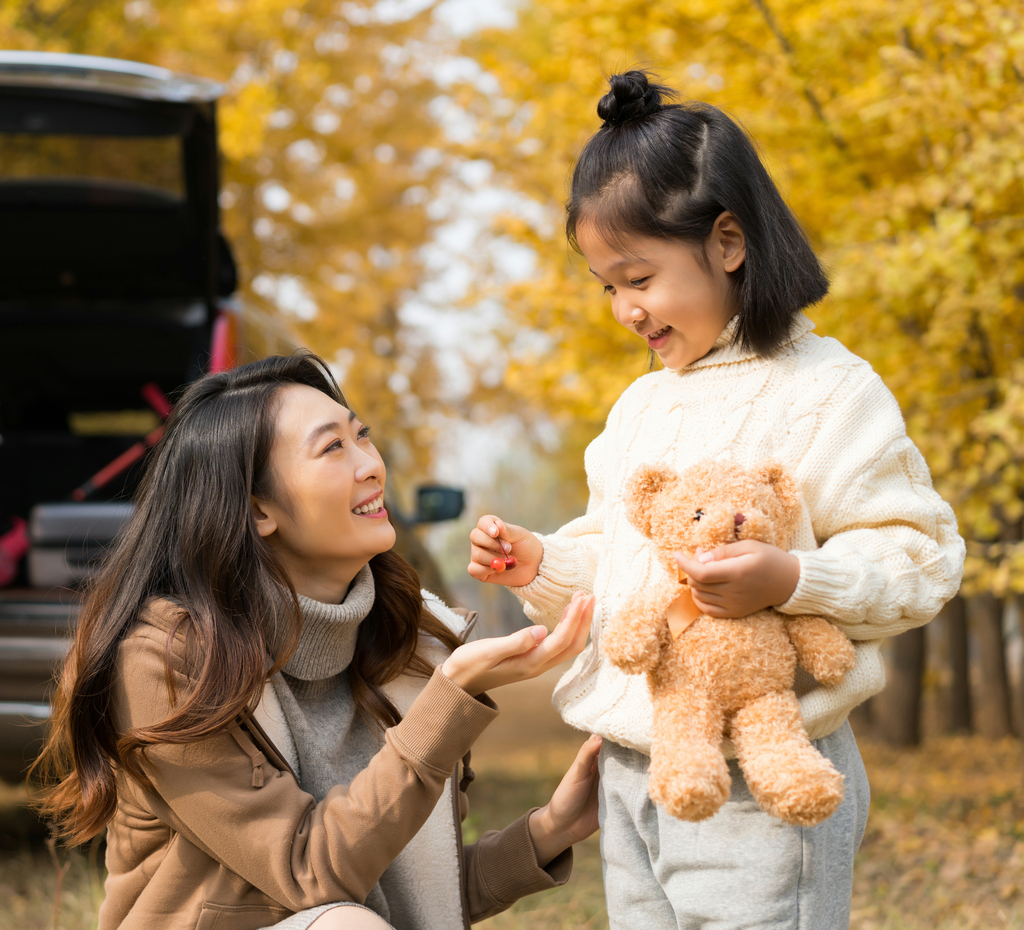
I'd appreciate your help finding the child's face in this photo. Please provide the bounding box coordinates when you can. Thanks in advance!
[578,215,744,370]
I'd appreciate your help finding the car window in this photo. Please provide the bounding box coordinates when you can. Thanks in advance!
[0,132,184,205]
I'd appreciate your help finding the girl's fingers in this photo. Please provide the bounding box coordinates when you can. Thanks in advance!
[469,528,505,557]
[480,515,511,554]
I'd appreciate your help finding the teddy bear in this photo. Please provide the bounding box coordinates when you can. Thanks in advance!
[602,459,857,827]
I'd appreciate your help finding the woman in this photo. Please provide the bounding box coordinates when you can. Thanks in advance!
[34,353,600,930]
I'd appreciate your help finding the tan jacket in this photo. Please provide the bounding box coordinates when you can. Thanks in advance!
[99,600,571,930]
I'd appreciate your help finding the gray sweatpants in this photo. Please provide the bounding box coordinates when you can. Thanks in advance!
[599,722,869,930]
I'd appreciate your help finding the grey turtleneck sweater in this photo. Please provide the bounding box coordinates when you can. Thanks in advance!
[269,564,394,922]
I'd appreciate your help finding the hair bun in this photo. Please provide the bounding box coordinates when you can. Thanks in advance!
[597,71,671,127]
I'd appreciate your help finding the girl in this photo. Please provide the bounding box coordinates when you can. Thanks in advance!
[34,352,601,930]
[469,72,965,929]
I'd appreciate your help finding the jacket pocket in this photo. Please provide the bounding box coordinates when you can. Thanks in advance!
[194,902,291,930]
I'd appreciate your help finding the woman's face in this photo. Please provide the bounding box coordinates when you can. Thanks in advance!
[253,383,396,603]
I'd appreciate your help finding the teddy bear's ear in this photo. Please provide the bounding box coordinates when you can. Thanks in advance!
[755,461,798,505]
[755,460,800,538]
[624,464,679,538]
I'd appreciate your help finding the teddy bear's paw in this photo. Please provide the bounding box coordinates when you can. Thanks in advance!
[754,759,845,827]
[787,616,858,685]
[649,756,731,822]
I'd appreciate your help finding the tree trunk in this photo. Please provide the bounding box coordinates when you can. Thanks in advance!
[968,593,1013,738]
[1015,593,1024,736]
[876,626,926,746]
[943,594,972,734]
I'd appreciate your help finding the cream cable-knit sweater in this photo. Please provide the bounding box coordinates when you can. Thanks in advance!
[512,314,965,754]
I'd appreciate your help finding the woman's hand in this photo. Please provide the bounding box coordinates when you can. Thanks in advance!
[675,540,800,618]
[440,592,594,696]
[528,734,601,867]
[468,515,543,587]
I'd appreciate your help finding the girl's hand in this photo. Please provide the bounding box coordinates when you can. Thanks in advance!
[528,734,601,867]
[675,541,800,618]
[468,515,543,587]
[440,592,594,696]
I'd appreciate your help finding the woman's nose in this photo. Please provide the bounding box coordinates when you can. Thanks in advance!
[353,447,384,482]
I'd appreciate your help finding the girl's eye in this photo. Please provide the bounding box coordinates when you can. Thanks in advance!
[630,277,649,288]
[357,425,371,440]
[602,284,614,293]
[694,509,704,522]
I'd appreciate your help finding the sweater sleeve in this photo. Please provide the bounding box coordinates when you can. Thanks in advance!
[113,626,497,912]
[778,370,965,639]
[463,810,572,922]
[509,406,618,628]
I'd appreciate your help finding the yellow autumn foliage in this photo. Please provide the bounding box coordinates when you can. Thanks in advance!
[469,0,1024,594]
[1,0,454,484]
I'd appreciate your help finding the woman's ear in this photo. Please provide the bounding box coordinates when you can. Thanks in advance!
[713,211,746,274]
[251,497,278,538]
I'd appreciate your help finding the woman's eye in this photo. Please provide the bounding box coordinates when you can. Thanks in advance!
[357,425,371,440]
[324,439,344,453]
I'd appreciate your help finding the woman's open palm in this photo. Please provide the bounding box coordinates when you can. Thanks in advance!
[440,592,594,696]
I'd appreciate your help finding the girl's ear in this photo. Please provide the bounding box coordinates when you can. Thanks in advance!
[712,211,746,274]
[251,497,278,538]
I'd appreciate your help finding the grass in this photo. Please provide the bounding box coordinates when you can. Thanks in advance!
[2,670,1023,929]
[0,783,104,930]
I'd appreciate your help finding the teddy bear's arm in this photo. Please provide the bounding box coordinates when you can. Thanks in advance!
[784,615,858,686]
[602,576,681,674]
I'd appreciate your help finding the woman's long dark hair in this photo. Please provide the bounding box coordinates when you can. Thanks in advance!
[32,352,459,845]
[567,70,829,355]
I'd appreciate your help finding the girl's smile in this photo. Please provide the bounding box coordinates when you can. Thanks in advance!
[577,212,746,370]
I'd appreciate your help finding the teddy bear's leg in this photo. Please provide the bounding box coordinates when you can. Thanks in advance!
[785,616,857,686]
[648,682,731,822]
[730,690,845,827]
[603,576,680,674]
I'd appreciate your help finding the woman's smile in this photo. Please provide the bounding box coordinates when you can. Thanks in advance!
[352,491,387,517]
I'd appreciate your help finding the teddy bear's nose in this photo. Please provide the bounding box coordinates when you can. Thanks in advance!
[734,513,746,526]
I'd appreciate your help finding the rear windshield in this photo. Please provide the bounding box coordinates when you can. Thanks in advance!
[0,133,184,205]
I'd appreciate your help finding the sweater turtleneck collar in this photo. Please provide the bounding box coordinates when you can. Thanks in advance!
[669,312,816,373]
[281,563,375,681]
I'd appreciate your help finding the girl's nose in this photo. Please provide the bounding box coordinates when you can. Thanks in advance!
[622,303,646,325]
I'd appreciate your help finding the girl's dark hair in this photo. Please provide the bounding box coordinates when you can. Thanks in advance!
[568,70,829,355]
[32,352,460,845]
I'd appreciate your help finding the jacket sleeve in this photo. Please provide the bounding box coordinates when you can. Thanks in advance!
[463,810,572,923]
[778,370,965,639]
[114,625,497,912]
[509,401,622,628]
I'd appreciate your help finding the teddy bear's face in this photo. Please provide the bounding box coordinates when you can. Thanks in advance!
[625,460,800,557]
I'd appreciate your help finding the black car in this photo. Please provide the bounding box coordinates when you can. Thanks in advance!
[0,51,245,782]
